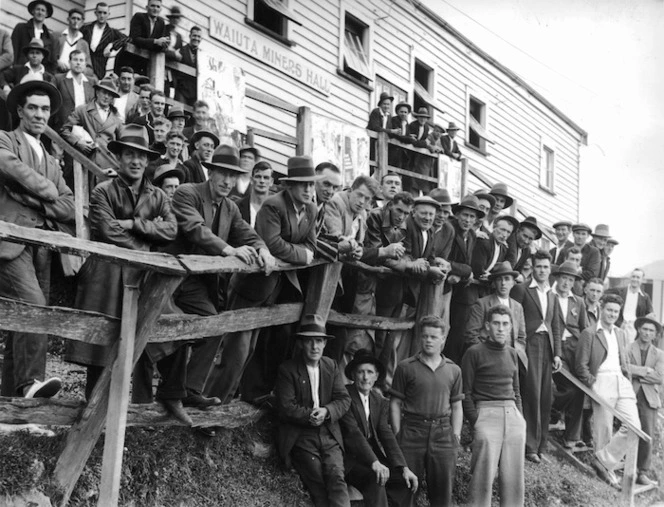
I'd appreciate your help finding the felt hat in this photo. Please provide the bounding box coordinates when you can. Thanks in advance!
[167,106,188,120]
[344,349,386,381]
[493,214,520,232]
[22,38,49,58]
[413,195,442,209]
[412,107,431,118]
[572,223,592,234]
[239,145,261,159]
[377,92,394,106]
[607,238,619,246]
[519,216,542,240]
[635,313,662,334]
[428,188,454,206]
[94,78,120,98]
[552,220,573,229]
[394,102,412,113]
[592,224,611,238]
[473,188,497,210]
[108,124,161,160]
[28,0,53,18]
[6,79,61,115]
[555,260,582,279]
[488,261,520,280]
[296,314,335,340]
[488,182,514,208]
[167,6,183,18]
[190,130,220,149]
[153,163,185,187]
[281,156,320,182]
[446,121,461,131]
[452,195,485,219]
[202,144,247,174]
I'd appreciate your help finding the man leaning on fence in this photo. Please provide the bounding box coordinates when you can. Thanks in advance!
[0,80,74,398]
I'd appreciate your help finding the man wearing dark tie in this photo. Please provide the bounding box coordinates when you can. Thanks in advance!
[549,219,574,265]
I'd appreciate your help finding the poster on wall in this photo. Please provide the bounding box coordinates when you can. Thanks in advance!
[311,113,370,185]
[440,157,463,202]
[198,45,247,144]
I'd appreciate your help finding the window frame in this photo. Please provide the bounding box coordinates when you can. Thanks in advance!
[412,57,435,116]
[338,6,374,89]
[539,136,556,194]
[246,0,297,47]
[465,87,491,156]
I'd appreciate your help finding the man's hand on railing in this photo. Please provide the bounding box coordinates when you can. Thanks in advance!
[447,274,461,285]
[427,266,447,284]
[223,245,258,265]
[408,258,429,275]
[77,140,96,156]
[155,36,170,49]
[553,355,562,372]
[381,242,405,259]
[256,247,276,276]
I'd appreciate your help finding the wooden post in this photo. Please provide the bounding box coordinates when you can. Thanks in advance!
[246,127,255,146]
[73,160,90,240]
[295,106,312,156]
[150,52,166,92]
[302,262,342,319]
[375,132,389,184]
[459,158,469,197]
[621,432,638,507]
[98,277,140,507]
[411,279,447,355]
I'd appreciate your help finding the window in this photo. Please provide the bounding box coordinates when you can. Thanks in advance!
[468,95,488,152]
[540,144,555,192]
[342,13,371,83]
[250,0,301,42]
[375,76,407,106]
[413,59,433,115]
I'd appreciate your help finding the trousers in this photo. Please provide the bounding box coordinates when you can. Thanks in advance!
[635,389,657,472]
[522,332,553,454]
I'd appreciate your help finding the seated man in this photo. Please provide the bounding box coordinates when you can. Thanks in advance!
[462,305,525,507]
[275,314,351,507]
[341,350,418,507]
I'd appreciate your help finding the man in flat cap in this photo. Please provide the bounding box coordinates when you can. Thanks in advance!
[550,220,573,265]
[11,0,56,72]
[590,224,611,281]
[565,223,601,282]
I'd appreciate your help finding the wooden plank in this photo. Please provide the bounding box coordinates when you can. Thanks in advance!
[460,158,469,198]
[149,52,166,91]
[302,262,342,319]
[0,222,186,275]
[73,160,90,239]
[44,127,110,180]
[98,281,139,507]
[548,439,595,476]
[621,433,638,507]
[385,165,439,184]
[367,130,438,157]
[327,310,415,331]
[251,127,298,145]
[177,254,326,275]
[296,106,312,156]
[166,97,194,114]
[246,87,300,114]
[0,398,263,428]
[375,131,388,183]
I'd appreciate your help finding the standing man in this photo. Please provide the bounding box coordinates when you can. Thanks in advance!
[390,315,463,507]
[462,305,525,507]
[584,277,604,329]
[440,122,462,161]
[1,38,55,91]
[113,66,138,123]
[123,0,168,77]
[229,145,260,199]
[615,268,654,343]
[387,102,412,170]
[314,162,342,232]
[81,2,128,80]
[275,314,351,507]
[590,224,611,281]
[575,294,641,489]
[550,220,574,265]
[53,8,92,75]
[11,0,55,72]
[181,130,219,183]
[236,161,274,227]
[626,313,664,487]
[134,90,167,143]
[367,91,394,133]
[174,26,202,107]
[470,214,518,298]
[152,164,184,200]
[182,100,219,140]
[510,250,562,463]
[0,81,74,398]
[567,223,601,282]
[378,172,402,207]
[52,49,96,131]
[405,107,433,194]
[603,238,618,282]
[485,182,514,230]
[511,216,542,275]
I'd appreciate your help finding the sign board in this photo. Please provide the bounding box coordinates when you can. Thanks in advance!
[209,16,331,96]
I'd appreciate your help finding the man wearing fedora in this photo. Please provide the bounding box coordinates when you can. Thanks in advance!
[228,145,261,200]
[181,130,219,183]
[367,91,394,133]
[550,261,588,449]
[405,107,434,194]
[510,216,542,277]
[275,314,351,507]
[387,102,413,170]
[590,224,611,281]
[626,313,663,486]
[510,249,562,463]
[550,220,574,265]
[340,349,418,507]
[0,80,74,398]
[235,161,274,227]
[11,0,56,72]
[564,223,601,283]
[470,215,518,297]
[163,6,184,94]
[1,38,55,93]
[152,163,184,200]
[485,182,514,230]
[440,122,462,161]
[462,305,526,507]
[169,144,275,413]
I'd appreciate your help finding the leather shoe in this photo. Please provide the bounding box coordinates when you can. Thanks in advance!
[592,457,620,489]
[24,377,62,398]
[636,473,656,486]
[161,398,193,426]
[525,453,541,464]
[182,391,222,408]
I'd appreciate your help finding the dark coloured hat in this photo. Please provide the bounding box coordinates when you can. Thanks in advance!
[552,220,573,229]
[452,194,485,219]
[446,121,461,131]
[473,189,497,210]
[412,107,431,118]
[493,214,519,232]
[572,223,592,234]
[167,6,183,18]
[394,102,412,113]
[23,37,49,58]
[377,92,394,106]
[190,130,220,148]
[555,260,582,280]
[488,261,520,280]
[519,216,542,240]
[28,0,53,18]
[635,313,662,334]
[153,163,185,187]
[202,144,246,174]
[488,182,514,208]
[344,349,386,381]
[413,195,441,209]
[281,156,320,182]
[296,314,335,340]
[108,124,161,160]
[428,188,454,206]
[239,145,260,159]
[167,106,188,120]
[94,78,120,98]
[6,79,61,115]
[592,224,610,238]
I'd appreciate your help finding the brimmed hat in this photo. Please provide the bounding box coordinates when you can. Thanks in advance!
[493,214,519,232]
[552,220,573,229]
[607,238,619,246]
[153,163,185,186]
[190,130,220,148]
[555,260,582,280]
[377,92,394,106]
[167,106,188,120]
[296,314,334,340]
[452,195,485,219]
[488,261,520,280]
[6,79,61,115]
[28,0,53,18]
[202,144,247,174]
[412,107,431,119]
[473,189,497,210]
[344,349,385,381]
[488,182,513,208]
[572,223,592,234]
[414,195,441,209]
[592,224,611,238]
[23,38,49,58]
[281,156,320,182]
[167,6,183,18]
[446,121,461,131]
[394,102,412,113]
[94,78,120,98]
[239,145,260,159]
[635,313,662,334]
[519,216,542,240]
[108,124,161,160]
[429,188,454,206]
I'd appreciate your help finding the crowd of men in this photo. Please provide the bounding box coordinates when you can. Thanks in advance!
[0,1,662,506]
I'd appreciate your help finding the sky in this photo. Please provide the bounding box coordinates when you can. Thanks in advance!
[422,0,664,276]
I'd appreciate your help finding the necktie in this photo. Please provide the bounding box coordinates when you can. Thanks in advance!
[211,202,221,234]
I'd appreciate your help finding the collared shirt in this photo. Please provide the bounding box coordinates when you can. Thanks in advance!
[292,201,306,224]
[400,120,407,136]
[114,93,129,122]
[596,322,622,375]
[530,278,550,333]
[497,296,510,307]
[306,364,320,409]
[351,215,361,240]
[34,25,44,40]
[358,392,370,421]
[556,291,574,340]
[586,302,599,328]
[418,125,425,140]
[149,16,156,36]
[622,288,642,322]
[21,63,45,83]
[90,23,104,52]
[249,201,259,228]
[24,132,44,164]
[421,228,428,251]
[553,244,566,263]
[66,70,88,108]
[58,30,84,67]
[96,103,110,123]
[486,240,502,272]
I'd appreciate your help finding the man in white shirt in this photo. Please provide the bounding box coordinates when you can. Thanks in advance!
[236,161,274,228]
[113,65,138,122]
[575,293,642,489]
[53,9,92,74]
[615,268,654,343]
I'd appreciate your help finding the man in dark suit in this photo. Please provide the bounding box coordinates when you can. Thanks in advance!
[181,130,219,183]
[174,26,202,107]
[565,223,601,283]
[590,224,611,281]
[81,2,128,80]
[134,89,167,143]
[275,314,351,507]
[341,350,418,507]
[405,107,434,194]
[1,38,55,90]
[387,102,413,169]
[440,121,462,161]
[511,250,562,463]
[52,50,97,130]
[550,220,574,265]
[235,161,274,227]
[367,91,394,133]
[510,216,542,276]
[0,81,74,398]
[122,0,169,77]
[11,0,56,72]
[613,268,654,341]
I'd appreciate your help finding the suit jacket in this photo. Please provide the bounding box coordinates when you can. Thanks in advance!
[512,244,532,273]
[549,240,574,265]
[52,72,97,130]
[134,112,161,144]
[471,237,508,280]
[387,116,412,142]
[324,190,367,245]
[552,292,588,368]
[614,286,654,327]
[0,64,55,88]
[116,91,139,121]
[562,243,600,282]
[236,193,251,223]
[575,323,628,387]
[366,107,391,132]
[181,157,206,183]
[407,121,430,148]
[61,101,122,167]
[276,355,351,468]
[11,20,55,72]
[626,342,664,409]
[465,294,528,370]
[0,28,14,73]
[174,43,198,106]
[440,134,461,159]
[0,128,75,260]
[340,385,407,471]
[510,282,562,358]
[130,13,167,52]
[81,22,127,79]
[52,32,92,72]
